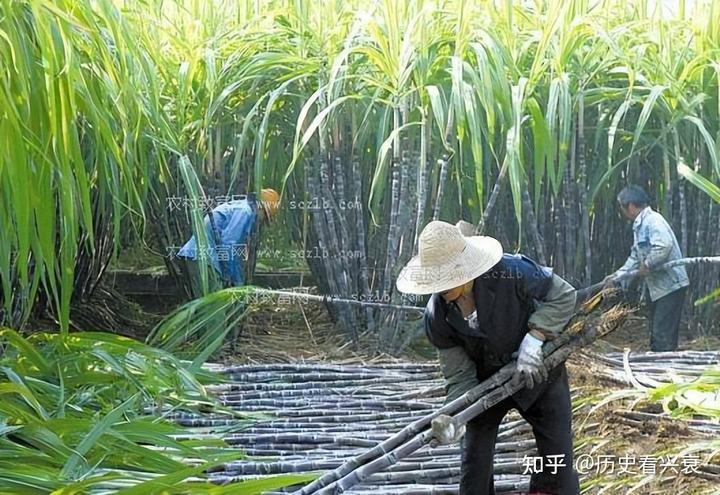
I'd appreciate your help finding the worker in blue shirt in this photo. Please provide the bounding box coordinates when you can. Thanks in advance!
[178,188,280,296]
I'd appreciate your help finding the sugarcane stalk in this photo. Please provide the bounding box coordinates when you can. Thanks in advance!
[387,146,419,352]
[271,478,530,495]
[351,158,376,332]
[577,91,591,285]
[221,371,436,382]
[679,176,688,254]
[553,190,566,275]
[474,159,508,235]
[563,141,577,279]
[307,158,332,296]
[521,187,546,265]
[212,362,439,374]
[431,102,455,222]
[315,303,627,493]
[397,140,415,253]
[672,131,689,256]
[219,379,436,393]
[693,164,703,265]
[663,142,673,214]
[219,381,440,394]
[250,288,424,313]
[320,155,357,340]
[193,347,719,489]
[382,105,403,300]
[431,157,448,221]
[330,153,359,318]
[413,108,430,255]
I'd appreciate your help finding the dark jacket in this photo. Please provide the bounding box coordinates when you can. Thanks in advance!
[424,254,573,410]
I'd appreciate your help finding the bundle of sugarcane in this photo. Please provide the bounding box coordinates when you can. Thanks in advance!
[292,291,630,494]
[168,355,546,492]
[581,349,720,387]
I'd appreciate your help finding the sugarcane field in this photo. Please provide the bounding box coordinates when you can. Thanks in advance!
[3,0,720,494]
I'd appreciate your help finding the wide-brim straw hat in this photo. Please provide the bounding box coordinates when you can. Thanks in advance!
[396,220,503,295]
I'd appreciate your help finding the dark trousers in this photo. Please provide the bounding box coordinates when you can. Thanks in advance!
[460,367,579,495]
[648,287,686,352]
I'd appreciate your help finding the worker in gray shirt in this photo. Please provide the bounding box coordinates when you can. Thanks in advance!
[605,185,689,351]
[397,221,579,495]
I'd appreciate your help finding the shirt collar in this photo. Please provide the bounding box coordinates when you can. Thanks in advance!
[633,206,652,230]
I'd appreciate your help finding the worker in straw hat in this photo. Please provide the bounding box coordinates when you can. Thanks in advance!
[396,221,580,495]
[178,188,280,297]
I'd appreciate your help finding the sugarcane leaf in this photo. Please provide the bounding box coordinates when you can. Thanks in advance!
[207,473,319,494]
[462,82,484,207]
[555,73,572,190]
[60,394,139,479]
[507,79,528,231]
[677,163,720,203]
[682,116,720,178]
[527,97,549,210]
[693,286,720,306]
[630,85,666,158]
[0,382,49,420]
[368,121,420,225]
[425,85,447,146]
[255,75,305,191]
[0,328,52,375]
[286,93,359,186]
[607,96,633,168]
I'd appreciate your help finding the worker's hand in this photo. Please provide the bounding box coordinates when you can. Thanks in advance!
[638,262,650,277]
[514,333,547,389]
[429,414,465,447]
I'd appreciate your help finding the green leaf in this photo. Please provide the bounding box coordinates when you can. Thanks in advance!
[60,394,140,480]
[677,163,720,203]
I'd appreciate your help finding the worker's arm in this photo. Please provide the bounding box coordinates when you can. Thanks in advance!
[514,264,573,388]
[437,347,479,404]
[643,218,674,269]
[527,274,577,340]
[613,244,641,280]
[514,257,573,339]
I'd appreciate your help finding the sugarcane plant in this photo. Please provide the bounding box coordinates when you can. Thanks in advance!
[2,0,719,351]
[0,327,317,493]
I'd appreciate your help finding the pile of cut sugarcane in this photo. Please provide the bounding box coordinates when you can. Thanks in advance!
[186,346,720,494]
[182,361,538,494]
[163,292,650,493]
[165,285,720,493]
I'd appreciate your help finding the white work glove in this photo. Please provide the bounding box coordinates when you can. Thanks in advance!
[429,414,465,447]
[514,333,547,389]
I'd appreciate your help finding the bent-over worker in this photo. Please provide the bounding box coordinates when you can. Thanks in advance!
[178,188,280,297]
[396,221,580,495]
